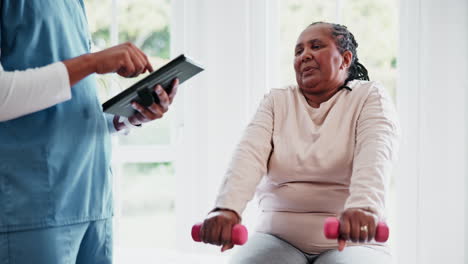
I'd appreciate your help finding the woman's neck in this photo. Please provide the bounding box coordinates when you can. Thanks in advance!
[301,85,342,108]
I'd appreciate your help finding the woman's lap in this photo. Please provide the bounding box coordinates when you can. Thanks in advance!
[229,232,392,264]
[229,232,309,264]
[314,245,392,264]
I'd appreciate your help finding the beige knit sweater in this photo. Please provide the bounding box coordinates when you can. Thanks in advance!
[215,80,400,254]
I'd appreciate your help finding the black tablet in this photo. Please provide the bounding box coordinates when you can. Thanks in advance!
[102,54,204,117]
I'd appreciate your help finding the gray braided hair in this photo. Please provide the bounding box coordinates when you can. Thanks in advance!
[309,22,369,89]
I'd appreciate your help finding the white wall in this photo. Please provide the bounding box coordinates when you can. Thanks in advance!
[170,0,279,255]
[396,0,468,263]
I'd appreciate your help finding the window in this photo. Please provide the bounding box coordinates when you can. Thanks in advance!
[85,0,177,262]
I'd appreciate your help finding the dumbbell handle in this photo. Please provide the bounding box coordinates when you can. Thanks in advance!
[323,217,389,242]
[191,223,248,245]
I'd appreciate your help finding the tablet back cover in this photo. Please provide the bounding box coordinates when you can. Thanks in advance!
[102,54,204,117]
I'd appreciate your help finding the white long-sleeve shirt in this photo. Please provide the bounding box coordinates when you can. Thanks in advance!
[0,61,117,132]
[215,80,400,254]
[0,62,71,121]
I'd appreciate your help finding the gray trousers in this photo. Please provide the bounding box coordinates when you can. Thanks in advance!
[229,232,392,264]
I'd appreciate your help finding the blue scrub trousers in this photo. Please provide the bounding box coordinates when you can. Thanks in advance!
[0,219,112,264]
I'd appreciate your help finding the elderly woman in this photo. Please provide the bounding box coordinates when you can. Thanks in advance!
[198,21,399,264]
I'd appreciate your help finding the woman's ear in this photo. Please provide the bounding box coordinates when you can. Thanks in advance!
[341,50,353,69]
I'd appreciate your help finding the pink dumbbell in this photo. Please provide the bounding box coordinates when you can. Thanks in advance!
[323,217,389,242]
[191,223,248,245]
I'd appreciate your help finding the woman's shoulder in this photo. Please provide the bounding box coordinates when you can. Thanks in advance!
[348,80,392,101]
[349,80,387,94]
[269,84,298,93]
[255,85,299,112]
[267,84,300,99]
[269,81,386,96]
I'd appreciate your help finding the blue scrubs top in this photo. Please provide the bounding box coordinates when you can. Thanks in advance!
[0,0,113,232]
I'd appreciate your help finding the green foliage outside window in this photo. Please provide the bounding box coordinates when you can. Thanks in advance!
[85,0,170,57]
[85,0,173,146]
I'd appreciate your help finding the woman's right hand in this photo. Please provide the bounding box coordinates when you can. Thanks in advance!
[199,209,241,252]
[64,42,154,86]
[91,42,153,77]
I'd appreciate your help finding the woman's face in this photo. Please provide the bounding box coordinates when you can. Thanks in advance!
[294,24,349,92]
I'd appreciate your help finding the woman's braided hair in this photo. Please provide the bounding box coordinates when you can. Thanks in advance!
[310,22,369,89]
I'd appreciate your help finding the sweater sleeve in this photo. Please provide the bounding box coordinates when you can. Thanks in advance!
[0,60,71,122]
[214,92,275,216]
[344,83,400,219]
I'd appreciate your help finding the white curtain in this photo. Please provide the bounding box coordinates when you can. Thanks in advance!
[396,0,468,263]
[170,0,279,254]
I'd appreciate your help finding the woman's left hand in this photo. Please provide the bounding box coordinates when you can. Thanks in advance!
[337,208,378,251]
[128,78,179,125]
